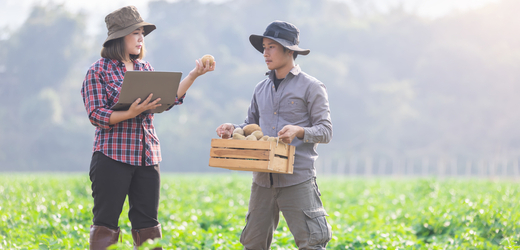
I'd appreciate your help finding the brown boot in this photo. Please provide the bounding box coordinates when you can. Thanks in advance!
[131,224,162,250]
[89,225,120,250]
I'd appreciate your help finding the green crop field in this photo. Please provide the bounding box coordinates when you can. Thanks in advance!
[1,173,519,249]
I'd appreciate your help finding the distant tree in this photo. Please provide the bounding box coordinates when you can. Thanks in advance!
[0,4,90,170]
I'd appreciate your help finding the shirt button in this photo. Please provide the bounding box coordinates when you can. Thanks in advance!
[272,127,275,129]
[274,112,277,115]
[291,101,294,104]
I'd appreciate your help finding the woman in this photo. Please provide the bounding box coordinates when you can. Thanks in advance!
[81,6,214,249]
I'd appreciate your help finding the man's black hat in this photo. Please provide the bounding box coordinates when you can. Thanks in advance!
[249,20,310,55]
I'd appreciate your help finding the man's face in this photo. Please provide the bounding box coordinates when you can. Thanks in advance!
[262,37,293,71]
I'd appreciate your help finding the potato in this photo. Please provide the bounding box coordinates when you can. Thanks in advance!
[201,54,215,67]
[251,130,264,140]
[267,137,279,142]
[233,128,244,136]
[232,133,245,140]
[243,124,261,136]
[246,135,257,141]
[259,135,269,141]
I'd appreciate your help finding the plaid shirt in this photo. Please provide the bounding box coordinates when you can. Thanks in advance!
[81,58,183,166]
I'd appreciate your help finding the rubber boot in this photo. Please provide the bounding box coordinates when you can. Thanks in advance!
[89,225,120,250]
[131,224,163,250]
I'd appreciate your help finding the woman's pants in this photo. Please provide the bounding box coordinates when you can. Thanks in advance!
[89,151,161,230]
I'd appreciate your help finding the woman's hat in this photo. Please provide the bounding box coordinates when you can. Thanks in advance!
[249,20,310,56]
[103,6,156,47]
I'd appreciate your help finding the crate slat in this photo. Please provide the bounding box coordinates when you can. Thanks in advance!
[211,139,272,150]
[273,142,291,156]
[209,158,269,170]
[210,148,270,160]
[271,157,290,173]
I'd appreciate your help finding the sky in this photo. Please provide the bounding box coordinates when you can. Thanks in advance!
[0,0,499,37]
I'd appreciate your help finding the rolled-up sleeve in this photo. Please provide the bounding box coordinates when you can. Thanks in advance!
[302,82,333,144]
[81,68,113,129]
[165,93,185,112]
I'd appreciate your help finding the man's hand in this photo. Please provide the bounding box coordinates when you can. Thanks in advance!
[216,123,235,139]
[278,125,304,144]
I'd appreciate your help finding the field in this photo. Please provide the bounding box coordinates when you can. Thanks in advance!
[1,173,519,249]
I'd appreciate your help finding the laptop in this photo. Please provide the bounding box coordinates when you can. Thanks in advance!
[111,71,182,113]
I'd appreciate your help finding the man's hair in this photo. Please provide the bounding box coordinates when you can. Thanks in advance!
[283,47,298,60]
[101,37,145,61]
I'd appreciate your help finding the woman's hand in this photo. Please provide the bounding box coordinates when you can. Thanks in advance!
[128,93,161,115]
[177,58,216,97]
[109,93,161,125]
[189,57,216,78]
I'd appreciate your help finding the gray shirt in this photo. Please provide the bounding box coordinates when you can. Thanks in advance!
[234,65,333,188]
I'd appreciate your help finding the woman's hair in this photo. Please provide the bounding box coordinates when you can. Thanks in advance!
[101,37,146,61]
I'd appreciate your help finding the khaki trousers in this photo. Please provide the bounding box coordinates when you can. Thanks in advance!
[240,178,332,250]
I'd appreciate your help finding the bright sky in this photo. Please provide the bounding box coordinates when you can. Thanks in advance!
[0,0,499,36]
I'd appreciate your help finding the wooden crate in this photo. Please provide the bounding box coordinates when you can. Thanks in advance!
[209,138,295,174]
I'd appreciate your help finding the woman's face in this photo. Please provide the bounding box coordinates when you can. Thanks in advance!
[124,27,144,58]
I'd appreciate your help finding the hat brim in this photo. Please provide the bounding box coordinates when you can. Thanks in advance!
[103,22,156,47]
[249,34,310,56]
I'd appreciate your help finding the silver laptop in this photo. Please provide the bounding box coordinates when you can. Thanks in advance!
[112,71,182,113]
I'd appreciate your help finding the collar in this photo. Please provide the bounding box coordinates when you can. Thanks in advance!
[107,58,144,69]
[266,64,302,81]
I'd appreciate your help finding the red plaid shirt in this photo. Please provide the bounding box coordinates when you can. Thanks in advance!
[81,58,183,166]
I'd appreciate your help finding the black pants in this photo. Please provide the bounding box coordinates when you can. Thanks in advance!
[89,151,160,230]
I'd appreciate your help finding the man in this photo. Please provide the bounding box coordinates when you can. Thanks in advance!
[216,20,333,249]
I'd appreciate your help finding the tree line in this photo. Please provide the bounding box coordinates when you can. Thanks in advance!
[0,0,518,172]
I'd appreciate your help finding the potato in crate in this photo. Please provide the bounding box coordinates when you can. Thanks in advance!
[209,138,295,174]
